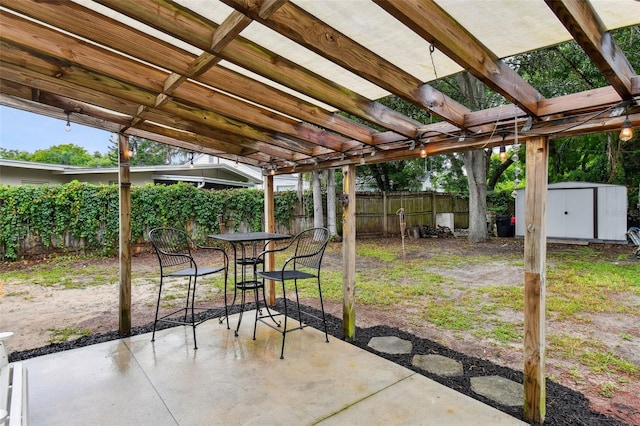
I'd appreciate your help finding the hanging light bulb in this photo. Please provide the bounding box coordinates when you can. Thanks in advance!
[419,143,427,158]
[126,140,136,159]
[498,146,507,162]
[620,116,633,141]
[64,111,71,132]
[360,152,365,165]
[189,152,195,168]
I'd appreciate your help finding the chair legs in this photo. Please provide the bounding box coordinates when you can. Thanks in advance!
[253,278,329,359]
[316,278,329,343]
[152,272,228,350]
[151,277,164,343]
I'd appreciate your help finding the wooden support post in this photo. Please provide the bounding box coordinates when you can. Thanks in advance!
[118,133,132,336]
[264,173,276,306]
[342,164,356,341]
[523,136,549,423]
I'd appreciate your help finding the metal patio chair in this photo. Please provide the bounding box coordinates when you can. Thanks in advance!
[149,227,229,349]
[253,227,331,358]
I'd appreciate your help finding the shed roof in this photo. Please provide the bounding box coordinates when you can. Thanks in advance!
[1,0,638,174]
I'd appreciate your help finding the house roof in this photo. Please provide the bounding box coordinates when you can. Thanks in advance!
[1,0,638,174]
[0,158,262,187]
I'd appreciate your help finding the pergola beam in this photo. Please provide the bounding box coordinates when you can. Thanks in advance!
[222,0,472,128]
[375,0,543,118]
[545,0,636,100]
[96,0,425,139]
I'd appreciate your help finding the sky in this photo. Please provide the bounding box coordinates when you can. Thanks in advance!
[0,106,114,155]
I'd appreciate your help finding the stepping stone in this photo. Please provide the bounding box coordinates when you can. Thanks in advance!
[412,354,463,377]
[367,336,412,354]
[470,376,523,407]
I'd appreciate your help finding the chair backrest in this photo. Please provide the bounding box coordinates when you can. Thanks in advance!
[293,227,330,270]
[149,227,193,269]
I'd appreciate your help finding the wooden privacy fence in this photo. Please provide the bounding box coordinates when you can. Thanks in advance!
[291,191,469,238]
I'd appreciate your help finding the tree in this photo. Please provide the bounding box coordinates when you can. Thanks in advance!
[448,72,505,242]
[312,170,324,228]
[0,148,33,161]
[107,136,191,166]
[358,160,425,192]
[326,169,337,237]
[5,143,114,167]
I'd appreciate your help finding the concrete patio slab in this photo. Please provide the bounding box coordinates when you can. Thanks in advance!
[20,311,526,425]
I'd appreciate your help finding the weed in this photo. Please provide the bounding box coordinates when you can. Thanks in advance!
[567,367,582,379]
[490,323,522,343]
[619,332,633,341]
[357,243,397,262]
[599,383,618,398]
[48,327,92,343]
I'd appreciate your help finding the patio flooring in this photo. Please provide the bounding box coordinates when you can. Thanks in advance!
[21,311,526,425]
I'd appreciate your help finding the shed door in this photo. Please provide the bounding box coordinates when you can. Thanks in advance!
[547,188,594,239]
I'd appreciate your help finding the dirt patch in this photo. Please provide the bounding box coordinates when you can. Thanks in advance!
[1,237,638,425]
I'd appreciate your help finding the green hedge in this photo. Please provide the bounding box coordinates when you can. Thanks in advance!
[0,181,299,260]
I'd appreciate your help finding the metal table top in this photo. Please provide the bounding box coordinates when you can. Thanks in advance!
[209,232,291,243]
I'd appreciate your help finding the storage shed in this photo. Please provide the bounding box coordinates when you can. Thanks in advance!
[515,182,628,243]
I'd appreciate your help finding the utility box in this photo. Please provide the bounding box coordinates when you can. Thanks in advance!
[515,182,627,243]
[436,213,454,230]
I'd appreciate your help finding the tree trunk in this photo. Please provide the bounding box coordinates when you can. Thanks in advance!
[312,170,324,228]
[488,158,514,191]
[297,173,304,210]
[464,150,488,242]
[455,72,489,243]
[327,169,337,236]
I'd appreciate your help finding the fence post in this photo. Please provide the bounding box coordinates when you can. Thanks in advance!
[383,191,388,237]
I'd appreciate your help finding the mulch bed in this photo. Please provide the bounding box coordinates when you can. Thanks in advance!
[9,300,628,426]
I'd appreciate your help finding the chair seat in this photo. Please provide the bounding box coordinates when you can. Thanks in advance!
[257,270,316,281]
[165,265,225,277]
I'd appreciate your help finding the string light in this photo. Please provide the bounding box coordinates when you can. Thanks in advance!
[511,117,521,199]
[125,140,136,159]
[64,111,71,132]
[620,116,633,142]
[419,142,427,158]
[499,145,507,162]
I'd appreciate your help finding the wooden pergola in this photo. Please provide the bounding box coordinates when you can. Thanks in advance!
[1,1,638,422]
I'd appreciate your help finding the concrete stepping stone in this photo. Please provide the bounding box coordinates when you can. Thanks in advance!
[470,376,523,407]
[412,354,463,377]
[367,336,412,354]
